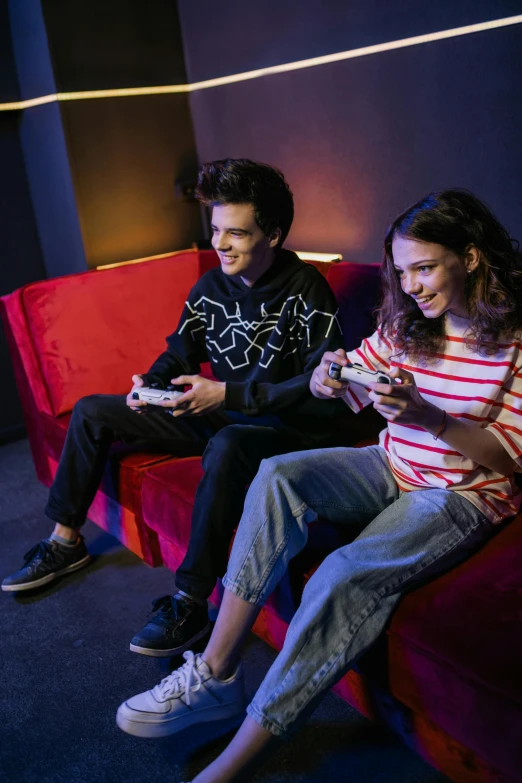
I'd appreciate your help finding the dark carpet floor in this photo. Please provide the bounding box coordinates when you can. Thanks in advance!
[0,439,451,783]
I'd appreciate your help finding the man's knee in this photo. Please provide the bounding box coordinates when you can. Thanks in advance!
[72,394,125,423]
[202,425,259,471]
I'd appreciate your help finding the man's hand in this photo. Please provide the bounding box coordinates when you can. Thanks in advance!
[310,349,350,400]
[368,367,439,427]
[159,375,226,417]
[126,374,147,414]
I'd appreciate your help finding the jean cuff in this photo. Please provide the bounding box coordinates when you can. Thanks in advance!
[221,573,266,605]
[246,701,289,739]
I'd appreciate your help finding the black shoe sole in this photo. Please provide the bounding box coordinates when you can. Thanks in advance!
[1,554,91,592]
[129,621,212,657]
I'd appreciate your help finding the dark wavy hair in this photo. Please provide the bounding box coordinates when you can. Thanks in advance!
[195,158,294,247]
[379,189,522,360]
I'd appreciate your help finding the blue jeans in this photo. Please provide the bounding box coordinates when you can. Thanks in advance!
[222,445,495,738]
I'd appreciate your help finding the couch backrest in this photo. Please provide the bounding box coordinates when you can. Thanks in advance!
[326,262,381,350]
[13,250,219,417]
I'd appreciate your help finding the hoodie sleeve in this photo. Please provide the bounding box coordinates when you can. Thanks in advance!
[139,279,209,388]
[224,268,346,416]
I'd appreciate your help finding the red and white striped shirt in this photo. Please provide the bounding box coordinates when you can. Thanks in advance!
[344,313,522,523]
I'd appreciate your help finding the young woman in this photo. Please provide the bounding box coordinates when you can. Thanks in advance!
[117,189,522,783]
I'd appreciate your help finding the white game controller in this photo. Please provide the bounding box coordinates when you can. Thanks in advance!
[131,385,185,405]
[328,361,398,386]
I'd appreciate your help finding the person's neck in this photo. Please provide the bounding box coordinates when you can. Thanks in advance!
[240,250,277,287]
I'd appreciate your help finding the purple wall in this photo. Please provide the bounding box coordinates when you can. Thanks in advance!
[179,0,522,262]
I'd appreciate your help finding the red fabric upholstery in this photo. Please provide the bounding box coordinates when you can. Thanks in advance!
[326,262,381,350]
[386,517,522,779]
[21,251,216,416]
[143,457,204,551]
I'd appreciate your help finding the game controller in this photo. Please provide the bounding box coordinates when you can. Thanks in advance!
[328,362,397,386]
[131,385,185,405]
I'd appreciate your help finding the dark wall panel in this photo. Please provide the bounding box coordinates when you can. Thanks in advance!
[188,24,522,262]
[1,3,20,101]
[20,102,87,277]
[42,0,187,90]
[61,95,201,267]
[8,0,56,100]
[179,0,522,81]
[0,113,47,439]
[39,0,202,268]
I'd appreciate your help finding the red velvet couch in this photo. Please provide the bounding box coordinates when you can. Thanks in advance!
[2,249,522,783]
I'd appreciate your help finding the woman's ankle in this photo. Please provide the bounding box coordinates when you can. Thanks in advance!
[203,653,240,681]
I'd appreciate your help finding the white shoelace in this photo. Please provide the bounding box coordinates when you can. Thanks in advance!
[154,651,204,706]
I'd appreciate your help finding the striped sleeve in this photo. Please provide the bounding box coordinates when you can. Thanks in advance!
[486,367,522,468]
[342,329,394,414]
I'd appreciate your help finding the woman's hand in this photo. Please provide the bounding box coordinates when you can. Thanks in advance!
[159,375,226,417]
[310,349,351,400]
[368,367,442,429]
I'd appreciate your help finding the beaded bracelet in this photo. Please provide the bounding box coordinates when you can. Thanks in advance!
[433,409,447,441]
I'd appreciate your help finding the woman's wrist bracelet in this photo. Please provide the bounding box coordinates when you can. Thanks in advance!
[433,409,447,441]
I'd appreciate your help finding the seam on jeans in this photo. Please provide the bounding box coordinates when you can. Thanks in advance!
[256,514,487,733]
[254,595,378,735]
[374,519,482,597]
[299,500,376,513]
[229,517,294,604]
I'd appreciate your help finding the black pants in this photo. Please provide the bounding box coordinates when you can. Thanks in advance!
[45,394,306,599]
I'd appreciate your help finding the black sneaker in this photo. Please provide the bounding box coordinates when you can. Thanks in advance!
[130,594,211,657]
[1,536,91,592]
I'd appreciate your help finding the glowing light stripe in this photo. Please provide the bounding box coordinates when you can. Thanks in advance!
[1,14,521,112]
[294,251,343,262]
[96,247,198,270]
[185,14,522,92]
[0,93,58,111]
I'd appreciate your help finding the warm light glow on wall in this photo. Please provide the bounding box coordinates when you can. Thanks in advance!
[294,251,343,263]
[1,14,521,112]
[96,247,197,270]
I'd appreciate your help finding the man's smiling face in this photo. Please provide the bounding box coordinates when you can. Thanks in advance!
[211,203,280,287]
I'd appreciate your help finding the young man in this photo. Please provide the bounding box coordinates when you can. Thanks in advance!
[2,158,345,657]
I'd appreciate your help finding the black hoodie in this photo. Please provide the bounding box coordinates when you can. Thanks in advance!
[141,250,345,444]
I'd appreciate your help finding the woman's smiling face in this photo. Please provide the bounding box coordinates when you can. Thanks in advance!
[391,235,479,319]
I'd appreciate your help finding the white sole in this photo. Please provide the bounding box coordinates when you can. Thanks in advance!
[1,554,91,592]
[129,622,212,657]
[116,695,246,738]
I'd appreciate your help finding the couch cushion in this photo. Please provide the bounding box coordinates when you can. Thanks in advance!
[21,251,218,416]
[326,262,381,350]
[387,515,522,778]
[142,457,204,551]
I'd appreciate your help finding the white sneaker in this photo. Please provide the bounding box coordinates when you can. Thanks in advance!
[116,651,246,738]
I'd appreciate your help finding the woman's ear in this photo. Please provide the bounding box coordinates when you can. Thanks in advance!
[465,245,480,274]
[268,228,282,248]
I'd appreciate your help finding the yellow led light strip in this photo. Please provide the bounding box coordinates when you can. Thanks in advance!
[294,251,342,262]
[1,14,521,112]
[96,247,198,270]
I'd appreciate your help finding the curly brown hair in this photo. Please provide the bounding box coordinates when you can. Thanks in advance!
[379,189,522,361]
